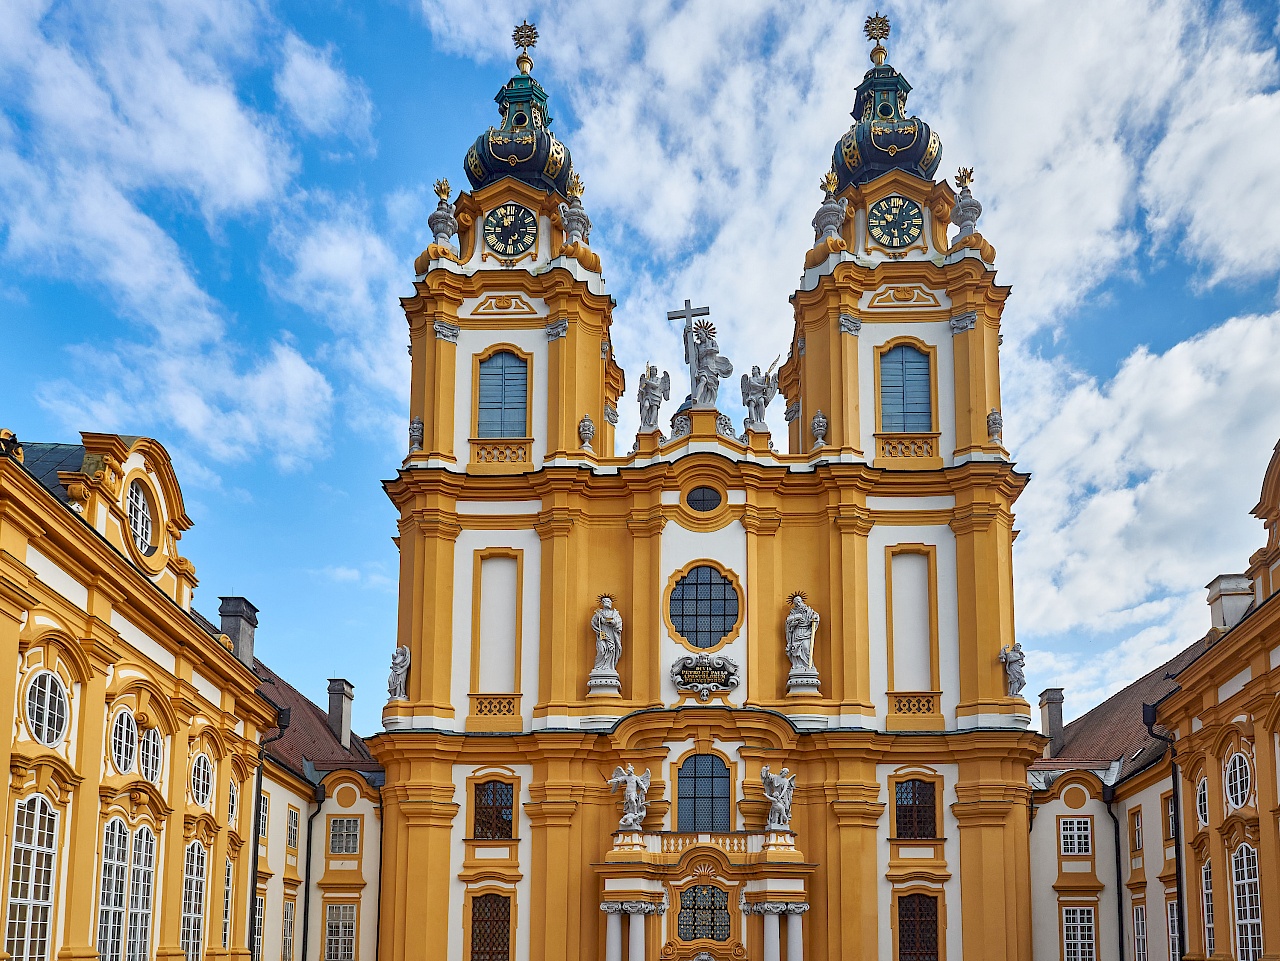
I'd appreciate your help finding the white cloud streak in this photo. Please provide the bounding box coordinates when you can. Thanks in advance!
[274,34,374,143]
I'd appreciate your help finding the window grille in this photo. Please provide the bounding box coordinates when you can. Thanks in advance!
[328,818,360,855]
[686,487,721,512]
[677,885,731,942]
[477,352,528,438]
[1133,904,1147,961]
[1063,906,1097,961]
[469,894,510,961]
[252,896,264,961]
[221,859,233,949]
[1196,778,1209,826]
[669,566,739,649]
[5,795,59,961]
[677,754,732,832]
[1225,753,1251,809]
[190,755,213,807]
[1232,844,1263,961]
[125,826,154,961]
[179,841,207,961]
[111,710,138,775]
[895,779,937,839]
[126,481,153,553]
[286,809,300,850]
[96,819,129,961]
[1167,900,1180,961]
[25,672,68,746]
[139,728,163,784]
[898,893,939,961]
[880,344,932,432]
[1060,817,1092,855]
[1202,859,1215,957]
[473,781,514,840]
[281,900,295,961]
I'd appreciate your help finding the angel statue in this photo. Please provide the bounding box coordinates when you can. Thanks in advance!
[607,763,651,831]
[999,641,1026,697]
[740,360,780,428]
[387,645,410,701]
[587,595,623,696]
[687,321,734,407]
[637,365,670,431]
[784,592,822,695]
[761,765,797,831]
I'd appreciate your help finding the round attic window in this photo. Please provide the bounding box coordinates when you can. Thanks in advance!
[686,487,722,512]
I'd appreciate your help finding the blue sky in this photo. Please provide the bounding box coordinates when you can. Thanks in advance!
[4,0,1280,734]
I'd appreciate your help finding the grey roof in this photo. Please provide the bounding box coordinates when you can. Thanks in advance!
[20,443,85,503]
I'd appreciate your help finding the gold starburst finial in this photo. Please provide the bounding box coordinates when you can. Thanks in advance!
[513,21,538,74]
[864,12,890,65]
[821,168,840,197]
[955,167,974,189]
[433,178,451,201]
[567,170,585,199]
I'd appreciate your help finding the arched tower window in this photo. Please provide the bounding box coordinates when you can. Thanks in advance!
[477,351,529,438]
[677,754,732,832]
[880,343,931,432]
[895,779,937,839]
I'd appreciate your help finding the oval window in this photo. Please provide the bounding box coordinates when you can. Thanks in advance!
[686,487,722,512]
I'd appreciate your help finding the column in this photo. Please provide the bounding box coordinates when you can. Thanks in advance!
[787,906,807,961]
[628,910,645,961]
[603,908,623,961]
[762,910,781,961]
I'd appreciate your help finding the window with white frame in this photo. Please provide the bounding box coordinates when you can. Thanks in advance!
[5,795,59,961]
[190,755,213,807]
[180,841,207,961]
[1202,859,1215,958]
[221,858,233,949]
[126,480,155,554]
[324,904,357,961]
[1060,817,1093,855]
[1133,903,1148,961]
[281,899,296,961]
[1063,906,1096,961]
[252,895,264,961]
[96,819,129,961]
[1232,843,1263,961]
[1131,809,1144,852]
[1196,777,1209,826]
[111,710,138,775]
[329,818,359,855]
[139,728,163,784]
[227,780,238,828]
[1164,795,1177,841]
[258,794,269,841]
[286,808,300,850]
[1166,900,1180,961]
[126,826,155,961]
[25,671,68,746]
[1225,753,1252,809]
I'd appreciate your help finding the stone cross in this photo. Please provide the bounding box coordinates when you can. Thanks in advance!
[667,299,711,399]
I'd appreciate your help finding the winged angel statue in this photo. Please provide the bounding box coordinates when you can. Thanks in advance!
[740,361,779,427]
[607,763,651,831]
[637,365,670,431]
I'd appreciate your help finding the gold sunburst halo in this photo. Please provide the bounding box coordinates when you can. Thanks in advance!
[693,319,717,337]
[513,20,538,51]
[787,590,808,604]
[864,12,890,42]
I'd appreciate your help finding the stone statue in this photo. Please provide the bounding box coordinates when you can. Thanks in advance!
[607,763,651,831]
[686,321,733,407]
[784,593,822,695]
[637,365,670,431]
[761,765,796,831]
[427,180,458,247]
[578,413,595,452]
[811,409,828,449]
[740,362,780,428]
[587,595,623,696]
[999,641,1026,697]
[987,408,1003,445]
[388,645,410,700]
[408,416,424,453]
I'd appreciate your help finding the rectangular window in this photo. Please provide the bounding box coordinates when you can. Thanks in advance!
[329,818,360,856]
[473,781,515,840]
[1164,795,1177,841]
[324,904,356,961]
[897,892,939,961]
[1232,845,1263,961]
[281,900,295,961]
[880,343,932,432]
[179,842,207,961]
[469,894,511,961]
[477,351,528,438]
[1133,904,1147,961]
[252,896,264,961]
[1202,859,1215,957]
[1060,817,1093,856]
[1130,809,1143,852]
[286,809,300,851]
[221,859,233,949]
[258,795,269,842]
[894,779,937,840]
[6,796,60,961]
[1063,906,1097,961]
[1166,900,1179,961]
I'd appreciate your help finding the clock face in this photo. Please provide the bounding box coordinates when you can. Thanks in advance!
[483,203,538,257]
[867,196,924,249]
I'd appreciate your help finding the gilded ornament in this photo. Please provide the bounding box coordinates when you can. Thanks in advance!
[820,169,839,196]
[955,166,974,189]
[567,170,585,198]
[544,135,566,178]
[433,178,450,201]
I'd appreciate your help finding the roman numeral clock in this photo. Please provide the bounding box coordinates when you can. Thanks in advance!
[867,194,924,253]
[483,201,539,261]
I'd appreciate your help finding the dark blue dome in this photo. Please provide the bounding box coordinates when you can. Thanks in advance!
[832,50,941,190]
[464,58,573,197]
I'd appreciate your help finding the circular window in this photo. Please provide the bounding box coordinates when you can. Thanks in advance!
[513,111,528,126]
[1197,777,1209,826]
[669,565,740,649]
[139,727,163,783]
[110,709,137,774]
[25,671,68,746]
[686,487,722,512]
[878,101,894,118]
[126,480,156,555]
[1226,753,1251,809]
[190,754,213,807]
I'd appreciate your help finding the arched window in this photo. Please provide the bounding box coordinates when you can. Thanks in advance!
[477,351,528,438]
[1232,844,1263,961]
[1196,777,1209,825]
[470,893,511,961]
[1202,859,1215,958]
[180,841,207,961]
[111,710,138,774]
[677,754,732,832]
[221,859,233,949]
[126,826,155,961]
[190,754,213,807]
[97,819,129,961]
[5,795,59,961]
[880,343,932,432]
[473,780,514,840]
[126,480,155,554]
[899,893,940,961]
[895,779,937,839]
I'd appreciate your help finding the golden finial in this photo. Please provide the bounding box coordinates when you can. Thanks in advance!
[821,169,840,196]
[513,20,538,75]
[433,178,451,201]
[955,167,974,189]
[864,12,890,65]
[567,170,584,199]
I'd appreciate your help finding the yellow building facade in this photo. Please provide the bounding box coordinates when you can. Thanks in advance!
[370,21,1042,961]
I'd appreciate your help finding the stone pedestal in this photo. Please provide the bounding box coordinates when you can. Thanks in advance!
[586,669,621,697]
[786,668,821,696]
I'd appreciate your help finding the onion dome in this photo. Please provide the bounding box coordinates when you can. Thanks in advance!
[463,21,574,197]
[831,14,942,191]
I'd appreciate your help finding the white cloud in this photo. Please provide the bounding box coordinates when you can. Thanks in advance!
[274,34,374,143]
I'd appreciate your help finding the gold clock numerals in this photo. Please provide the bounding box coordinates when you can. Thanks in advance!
[483,203,538,258]
[867,195,924,250]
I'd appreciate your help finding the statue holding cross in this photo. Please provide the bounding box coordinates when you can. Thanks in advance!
[668,299,732,408]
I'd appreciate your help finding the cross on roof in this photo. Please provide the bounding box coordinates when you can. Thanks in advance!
[666,299,710,325]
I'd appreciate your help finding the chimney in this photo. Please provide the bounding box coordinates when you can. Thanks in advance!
[1039,688,1065,758]
[1206,574,1253,632]
[218,596,259,670]
[327,679,354,749]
